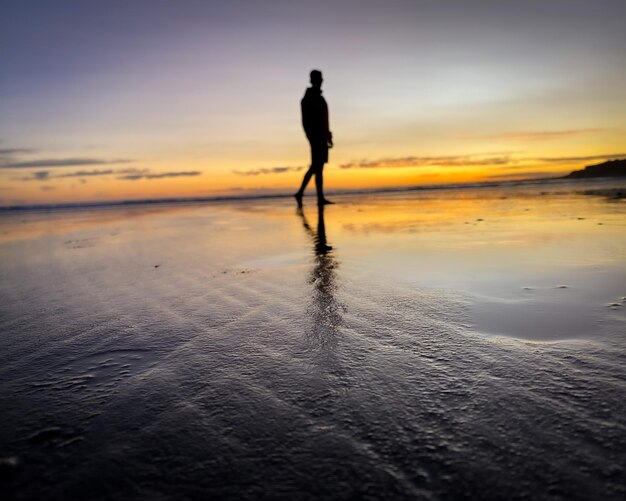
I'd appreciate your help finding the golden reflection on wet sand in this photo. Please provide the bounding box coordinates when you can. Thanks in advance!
[1,181,624,341]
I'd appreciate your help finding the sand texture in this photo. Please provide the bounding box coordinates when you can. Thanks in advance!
[1,180,625,500]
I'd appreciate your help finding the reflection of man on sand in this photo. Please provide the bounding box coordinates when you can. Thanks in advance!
[298,206,341,347]
[295,70,334,207]
[299,205,332,256]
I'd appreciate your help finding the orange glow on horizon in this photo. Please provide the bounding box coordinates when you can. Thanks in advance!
[1,129,623,206]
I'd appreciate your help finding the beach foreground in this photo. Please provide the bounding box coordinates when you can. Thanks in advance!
[1,181,625,500]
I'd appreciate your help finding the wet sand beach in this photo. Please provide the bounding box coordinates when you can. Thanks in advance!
[1,180,625,500]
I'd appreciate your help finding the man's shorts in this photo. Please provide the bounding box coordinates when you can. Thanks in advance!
[310,140,328,165]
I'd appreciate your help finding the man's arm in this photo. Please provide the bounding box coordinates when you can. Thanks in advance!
[323,98,333,148]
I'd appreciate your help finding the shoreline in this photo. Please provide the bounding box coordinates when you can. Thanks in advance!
[2,175,624,214]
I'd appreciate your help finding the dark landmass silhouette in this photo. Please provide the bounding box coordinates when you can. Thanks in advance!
[563,159,626,179]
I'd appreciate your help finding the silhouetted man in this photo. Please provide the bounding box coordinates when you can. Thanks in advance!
[295,69,334,207]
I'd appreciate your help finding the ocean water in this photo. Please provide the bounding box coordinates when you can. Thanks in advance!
[1,182,625,499]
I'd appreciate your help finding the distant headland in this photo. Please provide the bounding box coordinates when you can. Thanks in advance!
[564,159,626,179]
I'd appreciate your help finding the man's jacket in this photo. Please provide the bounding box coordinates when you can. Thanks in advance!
[301,87,329,144]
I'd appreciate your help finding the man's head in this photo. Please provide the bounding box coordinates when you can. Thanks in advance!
[310,69,323,88]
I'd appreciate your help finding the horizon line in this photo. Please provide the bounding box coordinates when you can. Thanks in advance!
[1,174,610,213]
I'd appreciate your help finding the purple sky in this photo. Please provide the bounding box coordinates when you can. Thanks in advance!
[1,0,625,204]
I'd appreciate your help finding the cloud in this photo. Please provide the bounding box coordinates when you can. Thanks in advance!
[478,129,602,142]
[40,185,56,191]
[59,168,147,178]
[14,167,147,181]
[486,171,557,180]
[535,153,626,163]
[13,170,51,181]
[233,166,304,176]
[340,155,511,169]
[0,148,36,156]
[13,167,200,182]
[117,171,202,180]
[56,169,116,178]
[339,152,626,171]
[0,158,131,169]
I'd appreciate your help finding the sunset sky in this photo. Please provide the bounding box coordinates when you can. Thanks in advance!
[1,0,625,206]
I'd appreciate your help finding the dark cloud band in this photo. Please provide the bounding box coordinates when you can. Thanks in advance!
[0,158,131,169]
[13,168,201,182]
[117,171,202,180]
[536,153,626,163]
[340,156,511,169]
[233,166,304,176]
[0,148,37,156]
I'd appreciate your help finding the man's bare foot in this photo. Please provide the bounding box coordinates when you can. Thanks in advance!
[319,198,334,205]
[294,193,303,207]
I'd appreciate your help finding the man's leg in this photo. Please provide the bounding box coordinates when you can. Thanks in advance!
[315,163,333,205]
[295,165,315,206]
[314,163,324,204]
